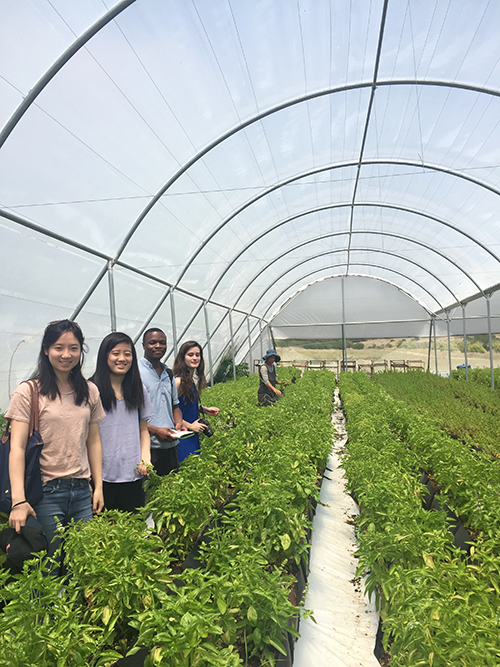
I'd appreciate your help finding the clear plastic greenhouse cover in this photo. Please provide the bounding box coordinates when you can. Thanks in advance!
[1,0,500,408]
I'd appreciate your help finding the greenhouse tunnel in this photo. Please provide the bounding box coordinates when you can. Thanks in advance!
[1,0,500,409]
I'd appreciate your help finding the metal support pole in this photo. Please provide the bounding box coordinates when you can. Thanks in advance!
[204,302,214,387]
[433,316,438,374]
[446,312,452,378]
[427,318,432,371]
[232,318,262,369]
[259,319,264,359]
[207,311,235,374]
[247,315,252,370]
[462,304,468,380]
[486,295,495,390]
[170,291,178,359]
[133,287,171,345]
[107,261,117,332]
[71,264,109,321]
[165,300,204,360]
[341,277,347,370]
[229,310,237,382]
[8,339,25,397]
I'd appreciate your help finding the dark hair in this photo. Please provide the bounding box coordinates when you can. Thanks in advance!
[142,328,166,344]
[35,319,89,405]
[90,332,144,412]
[173,341,206,404]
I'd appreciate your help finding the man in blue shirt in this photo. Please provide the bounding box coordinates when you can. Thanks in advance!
[138,328,184,475]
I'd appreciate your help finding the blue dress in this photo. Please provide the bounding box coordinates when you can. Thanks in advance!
[177,382,200,462]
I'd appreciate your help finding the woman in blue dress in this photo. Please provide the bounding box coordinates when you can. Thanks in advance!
[173,341,219,462]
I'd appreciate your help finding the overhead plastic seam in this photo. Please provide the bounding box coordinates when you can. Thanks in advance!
[248,249,447,317]
[190,2,278,221]
[295,0,318,216]
[346,0,389,271]
[225,2,287,220]
[0,0,137,151]
[217,230,482,310]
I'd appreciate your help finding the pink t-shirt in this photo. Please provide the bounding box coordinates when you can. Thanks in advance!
[6,380,105,484]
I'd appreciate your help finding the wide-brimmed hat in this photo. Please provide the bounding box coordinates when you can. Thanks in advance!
[263,349,281,362]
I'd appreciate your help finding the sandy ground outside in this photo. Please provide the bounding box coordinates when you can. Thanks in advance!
[276,338,500,374]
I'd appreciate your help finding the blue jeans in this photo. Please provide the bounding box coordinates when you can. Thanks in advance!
[34,478,93,565]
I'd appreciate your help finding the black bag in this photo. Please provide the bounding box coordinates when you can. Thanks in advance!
[0,381,44,514]
[0,516,48,573]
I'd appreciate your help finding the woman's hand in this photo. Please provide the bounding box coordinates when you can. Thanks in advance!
[190,419,208,434]
[202,406,219,416]
[9,502,36,534]
[137,461,152,476]
[92,487,104,514]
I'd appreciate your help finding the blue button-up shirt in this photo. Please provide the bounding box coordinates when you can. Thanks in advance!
[139,357,179,449]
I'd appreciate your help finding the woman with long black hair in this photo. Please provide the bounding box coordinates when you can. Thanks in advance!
[173,341,219,462]
[91,332,153,512]
[7,319,105,564]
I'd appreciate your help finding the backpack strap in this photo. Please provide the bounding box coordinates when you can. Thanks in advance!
[2,380,40,443]
[165,367,175,410]
[26,380,40,437]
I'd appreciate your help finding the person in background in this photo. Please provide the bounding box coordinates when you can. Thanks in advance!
[173,341,220,462]
[138,328,184,476]
[91,332,153,512]
[258,348,288,406]
[6,319,104,567]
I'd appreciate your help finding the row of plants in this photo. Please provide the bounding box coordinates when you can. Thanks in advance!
[451,365,500,388]
[338,372,500,666]
[0,368,335,667]
[360,371,500,538]
[373,370,500,457]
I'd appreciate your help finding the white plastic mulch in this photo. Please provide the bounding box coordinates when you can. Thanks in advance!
[293,388,380,667]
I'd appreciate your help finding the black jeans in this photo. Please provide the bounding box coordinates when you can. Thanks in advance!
[151,445,179,476]
[103,479,145,513]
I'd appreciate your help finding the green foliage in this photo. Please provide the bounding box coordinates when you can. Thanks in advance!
[451,365,500,390]
[0,556,115,667]
[0,369,335,666]
[64,511,175,652]
[339,372,500,665]
[374,370,500,456]
[212,351,249,384]
[454,334,498,354]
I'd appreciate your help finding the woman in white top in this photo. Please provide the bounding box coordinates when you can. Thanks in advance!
[6,320,105,567]
[91,332,153,512]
